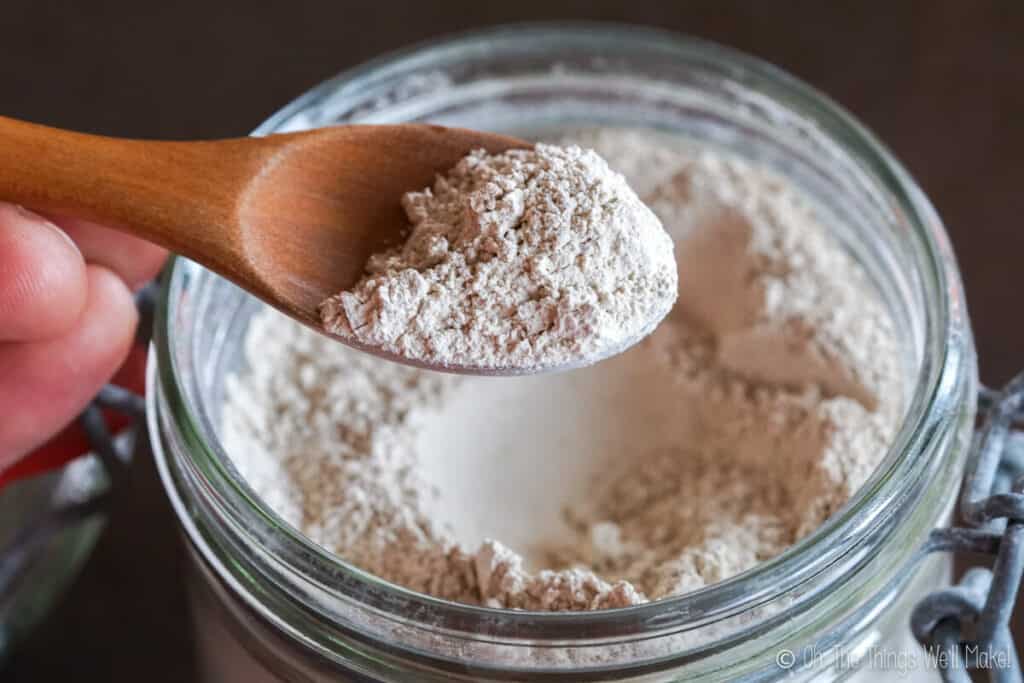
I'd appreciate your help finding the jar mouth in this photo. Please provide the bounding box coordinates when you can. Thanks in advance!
[151,23,969,641]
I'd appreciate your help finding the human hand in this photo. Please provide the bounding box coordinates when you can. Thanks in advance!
[0,202,165,469]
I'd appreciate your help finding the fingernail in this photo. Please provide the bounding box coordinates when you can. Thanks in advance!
[6,203,82,255]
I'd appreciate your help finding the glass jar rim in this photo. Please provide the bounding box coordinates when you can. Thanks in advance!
[151,22,970,640]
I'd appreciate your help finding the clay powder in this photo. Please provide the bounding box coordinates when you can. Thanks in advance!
[318,144,678,370]
[223,128,903,611]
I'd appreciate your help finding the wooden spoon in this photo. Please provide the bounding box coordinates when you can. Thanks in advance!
[0,115,527,366]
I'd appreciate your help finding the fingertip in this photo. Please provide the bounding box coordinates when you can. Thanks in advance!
[0,203,88,341]
[84,263,139,351]
[50,216,167,290]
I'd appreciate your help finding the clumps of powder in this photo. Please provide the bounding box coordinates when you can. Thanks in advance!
[222,308,641,610]
[224,128,904,611]
[318,143,678,370]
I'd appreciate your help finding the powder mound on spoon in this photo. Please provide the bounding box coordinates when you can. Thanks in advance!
[318,143,678,370]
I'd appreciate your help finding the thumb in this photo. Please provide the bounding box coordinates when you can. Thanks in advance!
[0,203,88,341]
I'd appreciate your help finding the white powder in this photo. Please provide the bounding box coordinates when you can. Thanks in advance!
[223,127,903,611]
[318,144,678,370]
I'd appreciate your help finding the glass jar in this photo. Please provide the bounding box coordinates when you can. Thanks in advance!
[148,25,978,681]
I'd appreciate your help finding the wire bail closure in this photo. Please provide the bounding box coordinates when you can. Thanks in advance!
[912,376,1024,682]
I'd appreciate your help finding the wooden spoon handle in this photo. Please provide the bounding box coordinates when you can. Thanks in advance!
[0,115,264,272]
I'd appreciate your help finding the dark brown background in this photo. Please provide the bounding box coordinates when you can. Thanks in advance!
[2,1,1022,680]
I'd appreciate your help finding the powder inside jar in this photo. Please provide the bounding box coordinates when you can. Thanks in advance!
[223,127,903,611]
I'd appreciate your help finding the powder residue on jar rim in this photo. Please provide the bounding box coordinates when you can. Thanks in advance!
[318,143,678,371]
[222,127,904,611]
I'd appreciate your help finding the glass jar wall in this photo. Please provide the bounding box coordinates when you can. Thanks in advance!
[148,25,977,681]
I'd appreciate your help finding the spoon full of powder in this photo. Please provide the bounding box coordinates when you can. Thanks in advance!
[319,143,679,374]
[0,116,672,375]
